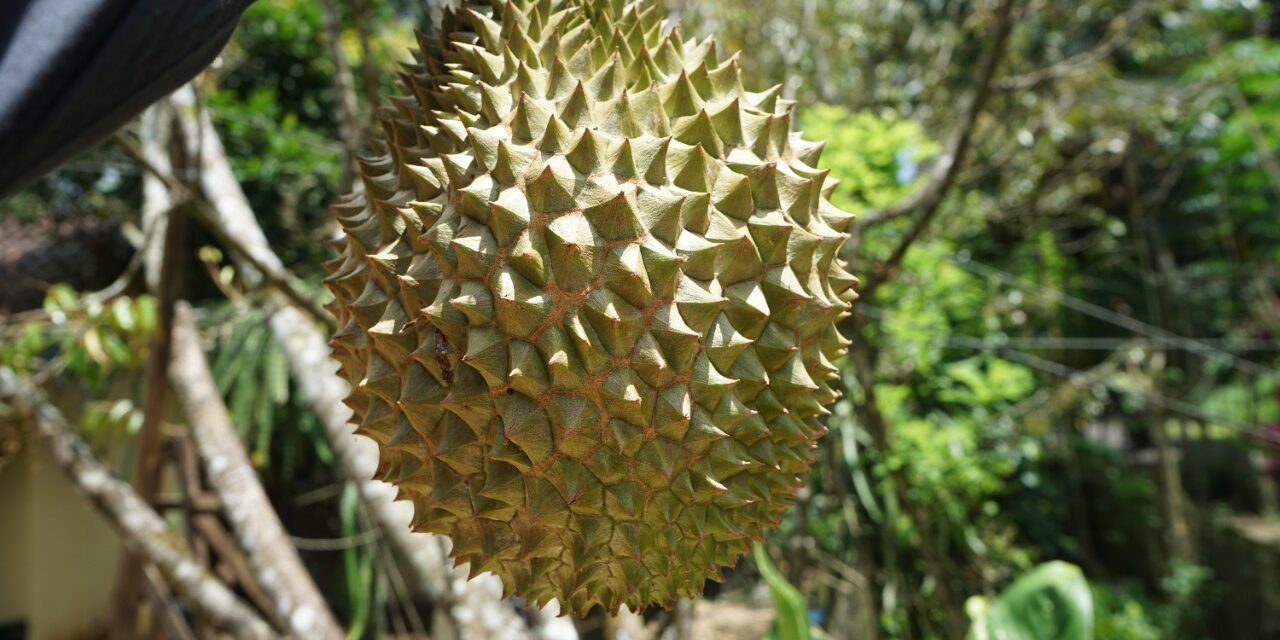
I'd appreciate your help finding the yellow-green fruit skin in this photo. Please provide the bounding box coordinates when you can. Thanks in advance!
[324,0,858,615]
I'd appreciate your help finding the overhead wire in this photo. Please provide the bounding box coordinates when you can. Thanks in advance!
[942,336,1280,351]
[855,304,1280,445]
[945,251,1280,378]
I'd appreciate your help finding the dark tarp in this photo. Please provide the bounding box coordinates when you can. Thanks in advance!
[0,0,253,199]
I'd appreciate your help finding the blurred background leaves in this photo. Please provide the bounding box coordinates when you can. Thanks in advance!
[3,0,1280,638]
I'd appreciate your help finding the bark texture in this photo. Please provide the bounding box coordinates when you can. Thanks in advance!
[170,303,345,639]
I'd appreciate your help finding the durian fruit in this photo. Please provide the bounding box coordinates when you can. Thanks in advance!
[324,0,858,616]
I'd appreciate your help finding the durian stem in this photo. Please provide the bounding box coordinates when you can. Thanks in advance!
[0,368,277,639]
[170,303,346,639]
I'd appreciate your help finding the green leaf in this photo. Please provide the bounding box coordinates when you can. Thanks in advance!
[970,561,1093,640]
[253,386,274,467]
[109,297,135,332]
[753,543,811,640]
[302,412,334,465]
[43,284,78,315]
[342,482,372,640]
[264,339,290,406]
[135,296,159,336]
[101,333,132,367]
[213,319,256,393]
[81,403,106,438]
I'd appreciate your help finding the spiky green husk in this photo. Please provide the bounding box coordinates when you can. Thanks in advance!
[324,0,858,615]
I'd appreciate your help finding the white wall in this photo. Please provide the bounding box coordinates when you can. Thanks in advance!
[0,446,121,639]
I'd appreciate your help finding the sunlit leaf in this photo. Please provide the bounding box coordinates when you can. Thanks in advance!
[969,561,1093,640]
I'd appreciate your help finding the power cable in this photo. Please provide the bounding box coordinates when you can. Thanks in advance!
[946,251,1279,378]
[951,336,1280,352]
[856,304,1280,445]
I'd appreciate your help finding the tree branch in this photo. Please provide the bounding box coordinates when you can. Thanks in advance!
[858,0,1018,299]
[169,303,344,639]
[321,0,362,193]
[1000,2,1148,90]
[112,132,336,331]
[0,368,276,639]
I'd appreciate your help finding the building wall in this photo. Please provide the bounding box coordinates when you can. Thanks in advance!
[0,446,121,639]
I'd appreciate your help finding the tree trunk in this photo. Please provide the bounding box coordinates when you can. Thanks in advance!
[321,0,362,194]
[113,103,187,635]
[848,315,968,638]
[1123,151,1195,563]
[346,0,383,110]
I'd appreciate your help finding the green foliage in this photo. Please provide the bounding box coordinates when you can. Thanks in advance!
[0,288,156,447]
[967,562,1093,640]
[799,105,939,212]
[204,0,426,274]
[1201,374,1280,426]
[209,307,290,467]
[342,482,375,640]
[1004,439,1160,578]
[1087,561,1214,640]
[0,286,155,386]
[784,110,1045,636]
[1090,583,1163,640]
[1155,560,1213,636]
[217,0,343,129]
[205,303,334,474]
[207,0,346,273]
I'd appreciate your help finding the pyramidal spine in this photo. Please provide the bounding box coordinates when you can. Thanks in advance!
[324,0,858,615]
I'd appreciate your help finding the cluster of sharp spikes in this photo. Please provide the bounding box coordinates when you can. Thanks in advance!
[323,0,858,615]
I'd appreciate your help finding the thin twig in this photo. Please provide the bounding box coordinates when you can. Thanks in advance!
[142,564,199,640]
[1000,2,1148,90]
[289,528,383,551]
[115,178,188,625]
[190,513,283,622]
